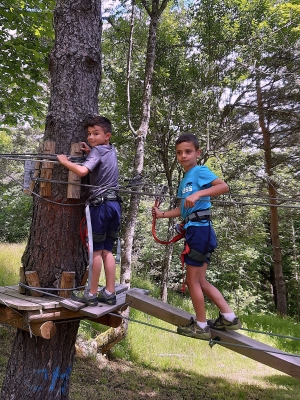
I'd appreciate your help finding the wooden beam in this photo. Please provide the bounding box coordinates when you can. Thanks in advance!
[30,321,57,339]
[0,306,56,339]
[126,289,300,380]
[25,307,122,328]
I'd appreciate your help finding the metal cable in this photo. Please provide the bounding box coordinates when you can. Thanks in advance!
[108,312,300,357]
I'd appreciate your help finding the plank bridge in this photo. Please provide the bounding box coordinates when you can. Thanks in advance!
[0,285,299,380]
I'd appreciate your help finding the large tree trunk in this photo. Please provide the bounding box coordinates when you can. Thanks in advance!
[1,1,102,399]
[256,78,287,315]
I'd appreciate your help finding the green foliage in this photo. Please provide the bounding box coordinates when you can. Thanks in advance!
[0,0,55,126]
[0,186,32,243]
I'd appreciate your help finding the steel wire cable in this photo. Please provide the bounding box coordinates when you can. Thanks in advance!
[108,312,300,358]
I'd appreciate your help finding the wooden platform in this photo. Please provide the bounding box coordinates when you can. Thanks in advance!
[1,285,299,380]
[0,284,131,339]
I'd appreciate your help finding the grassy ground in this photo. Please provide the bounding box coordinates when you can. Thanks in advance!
[0,243,300,399]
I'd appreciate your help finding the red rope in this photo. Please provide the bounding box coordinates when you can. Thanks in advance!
[152,199,185,245]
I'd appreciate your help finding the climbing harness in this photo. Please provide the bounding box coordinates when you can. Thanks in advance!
[82,190,123,289]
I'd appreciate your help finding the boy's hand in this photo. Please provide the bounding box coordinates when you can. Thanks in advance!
[57,154,69,166]
[80,142,91,155]
[184,193,199,208]
[152,206,164,219]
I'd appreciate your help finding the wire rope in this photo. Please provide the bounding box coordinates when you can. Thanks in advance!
[108,312,300,358]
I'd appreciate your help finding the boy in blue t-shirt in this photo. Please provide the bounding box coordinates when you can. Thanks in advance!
[152,133,240,340]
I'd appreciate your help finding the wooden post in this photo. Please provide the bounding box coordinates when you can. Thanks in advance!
[67,143,82,199]
[40,141,55,197]
[59,271,75,298]
[19,267,26,294]
[25,271,43,297]
[29,160,41,193]
[23,160,37,194]
[29,143,43,194]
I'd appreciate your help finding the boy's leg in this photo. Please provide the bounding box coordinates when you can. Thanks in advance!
[198,263,233,314]
[198,267,241,330]
[89,250,103,295]
[177,263,211,340]
[185,263,206,322]
[96,249,117,305]
[101,249,116,293]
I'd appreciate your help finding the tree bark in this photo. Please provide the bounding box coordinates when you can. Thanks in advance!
[1,1,102,398]
[256,78,287,315]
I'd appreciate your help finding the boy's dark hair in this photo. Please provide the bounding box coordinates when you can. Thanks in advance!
[85,116,112,134]
[175,133,199,150]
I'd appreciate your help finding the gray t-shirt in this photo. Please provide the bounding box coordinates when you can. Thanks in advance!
[83,144,119,200]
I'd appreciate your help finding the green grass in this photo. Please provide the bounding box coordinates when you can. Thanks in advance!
[0,243,300,399]
[0,243,25,286]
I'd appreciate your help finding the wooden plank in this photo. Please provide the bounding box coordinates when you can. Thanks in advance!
[60,284,128,311]
[1,286,60,309]
[80,292,127,318]
[126,289,300,380]
[0,292,42,310]
[209,329,300,380]
[126,288,192,326]
[59,298,86,311]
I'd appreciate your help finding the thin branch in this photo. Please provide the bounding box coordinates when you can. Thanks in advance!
[126,0,136,135]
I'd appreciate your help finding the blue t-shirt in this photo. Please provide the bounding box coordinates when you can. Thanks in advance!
[177,165,218,228]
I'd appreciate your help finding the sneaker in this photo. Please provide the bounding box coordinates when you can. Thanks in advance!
[97,288,116,305]
[208,313,241,330]
[71,290,98,307]
[177,318,211,340]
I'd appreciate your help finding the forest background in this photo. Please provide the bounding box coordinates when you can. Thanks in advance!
[0,0,300,324]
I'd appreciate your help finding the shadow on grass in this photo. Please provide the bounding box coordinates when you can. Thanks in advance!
[0,325,299,400]
[70,354,300,400]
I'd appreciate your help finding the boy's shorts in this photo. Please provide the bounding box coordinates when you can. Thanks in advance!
[89,201,121,251]
[184,225,218,267]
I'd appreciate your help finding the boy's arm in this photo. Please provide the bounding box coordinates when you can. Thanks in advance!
[152,206,181,219]
[57,154,89,177]
[184,178,228,209]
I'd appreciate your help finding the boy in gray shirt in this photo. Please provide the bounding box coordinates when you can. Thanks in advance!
[58,116,121,306]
